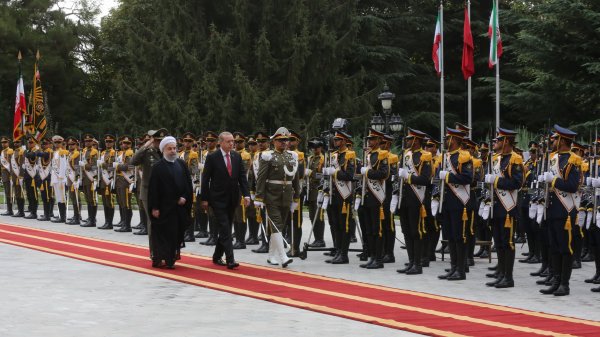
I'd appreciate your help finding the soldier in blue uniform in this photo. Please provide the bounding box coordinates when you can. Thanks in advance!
[358,129,390,269]
[437,128,473,281]
[519,142,541,264]
[396,129,432,275]
[484,128,524,289]
[538,125,582,296]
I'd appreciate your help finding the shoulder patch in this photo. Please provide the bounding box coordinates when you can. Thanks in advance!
[458,150,471,164]
[60,149,69,156]
[377,150,389,161]
[510,152,524,165]
[345,150,356,160]
[6,149,14,155]
[387,153,399,165]
[189,151,199,160]
[420,151,432,162]
[568,152,582,167]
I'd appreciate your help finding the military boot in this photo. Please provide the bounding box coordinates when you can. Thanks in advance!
[12,199,25,217]
[115,209,132,232]
[495,249,515,288]
[97,207,114,229]
[81,205,97,227]
[51,203,67,223]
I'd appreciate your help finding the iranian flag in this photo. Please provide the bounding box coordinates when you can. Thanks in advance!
[432,8,442,75]
[13,71,27,141]
[488,0,503,68]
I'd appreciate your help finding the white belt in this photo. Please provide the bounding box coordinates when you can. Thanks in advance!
[266,179,292,185]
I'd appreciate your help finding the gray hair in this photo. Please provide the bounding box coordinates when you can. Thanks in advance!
[218,131,233,142]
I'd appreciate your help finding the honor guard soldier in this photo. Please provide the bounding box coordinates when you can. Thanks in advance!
[10,138,26,218]
[65,137,81,225]
[463,138,481,267]
[250,131,271,253]
[357,128,390,269]
[131,135,149,234]
[396,129,432,275]
[483,128,524,288]
[244,136,260,245]
[570,141,587,269]
[380,134,398,264]
[322,130,356,264]
[285,130,305,256]
[537,125,582,296]
[50,136,69,223]
[79,133,99,227]
[306,137,326,248]
[194,134,208,239]
[232,132,251,249]
[423,137,442,264]
[179,132,199,242]
[23,137,39,219]
[475,142,493,259]
[36,137,54,221]
[97,134,118,229]
[199,131,219,245]
[113,136,135,232]
[437,128,473,281]
[254,127,300,268]
[1,136,14,215]
[520,142,541,263]
[588,137,600,292]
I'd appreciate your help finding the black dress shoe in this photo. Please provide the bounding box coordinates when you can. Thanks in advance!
[165,263,175,270]
[518,256,532,263]
[553,284,570,296]
[227,262,240,270]
[396,263,412,274]
[245,236,259,245]
[591,286,600,292]
[467,258,475,266]
[24,213,37,219]
[308,240,326,248]
[446,271,466,281]
[572,260,582,269]
[183,233,196,242]
[495,277,514,288]
[331,256,349,264]
[381,255,396,264]
[366,261,383,269]
[1,210,14,216]
[232,241,246,250]
[212,259,226,266]
[251,243,269,253]
[152,259,164,268]
[526,256,541,264]
[479,250,490,259]
[487,264,497,271]
[405,265,423,275]
[97,223,113,230]
[360,258,375,268]
[132,223,143,230]
[486,271,500,278]
[201,236,217,246]
[486,277,502,287]
[133,228,148,235]
[584,273,599,283]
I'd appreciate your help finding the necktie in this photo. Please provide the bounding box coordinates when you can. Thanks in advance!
[226,153,232,176]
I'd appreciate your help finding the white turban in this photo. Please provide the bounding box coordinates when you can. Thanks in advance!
[159,136,177,153]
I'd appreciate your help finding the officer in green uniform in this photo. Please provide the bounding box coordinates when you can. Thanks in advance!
[79,133,99,227]
[1,136,14,216]
[114,136,135,232]
[255,127,300,268]
[179,132,199,242]
[306,137,326,247]
[131,129,166,257]
[132,134,149,235]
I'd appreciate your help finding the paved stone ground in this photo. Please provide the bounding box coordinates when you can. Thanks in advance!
[1,209,599,337]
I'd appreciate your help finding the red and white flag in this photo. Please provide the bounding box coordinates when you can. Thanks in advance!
[488,0,503,68]
[432,8,442,75]
[462,6,475,80]
[13,72,27,141]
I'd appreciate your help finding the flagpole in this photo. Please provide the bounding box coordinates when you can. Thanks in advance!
[440,1,445,143]
[495,0,500,129]
[467,0,472,138]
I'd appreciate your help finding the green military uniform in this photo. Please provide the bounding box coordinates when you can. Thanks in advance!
[65,137,81,224]
[1,137,14,215]
[114,136,135,232]
[131,128,166,258]
[132,135,148,234]
[255,127,300,267]
[179,132,199,242]
[79,134,99,227]
[97,134,117,229]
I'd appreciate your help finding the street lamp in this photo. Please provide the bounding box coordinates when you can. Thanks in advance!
[371,84,403,135]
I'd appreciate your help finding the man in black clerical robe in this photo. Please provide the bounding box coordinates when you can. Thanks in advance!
[148,136,193,268]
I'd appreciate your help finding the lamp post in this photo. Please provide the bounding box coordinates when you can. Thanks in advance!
[370,84,403,135]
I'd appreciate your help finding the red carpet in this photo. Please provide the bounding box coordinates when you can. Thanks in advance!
[1,223,599,337]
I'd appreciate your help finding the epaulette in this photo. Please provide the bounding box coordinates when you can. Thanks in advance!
[241,151,251,161]
[71,150,80,159]
[377,150,389,161]
[345,150,356,160]
[295,150,304,161]
[189,151,199,160]
[582,161,589,173]
[420,151,433,162]
[125,149,134,157]
[509,152,524,165]
[458,150,471,164]
[90,148,99,156]
[472,158,482,168]
[6,148,14,155]
[568,152,582,167]
[387,153,399,165]
[45,148,53,154]
[59,149,69,156]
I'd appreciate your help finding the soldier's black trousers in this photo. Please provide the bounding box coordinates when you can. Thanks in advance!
[361,201,384,260]
[24,176,38,213]
[548,213,577,255]
[37,178,53,204]
[492,213,516,251]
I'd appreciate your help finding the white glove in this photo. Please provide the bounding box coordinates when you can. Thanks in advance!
[250,192,255,201]
[79,160,86,167]
[290,201,298,213]
[199,163,204,170]
[360,167,368,175]
[578,210,586,227]
[321,195,329,210]
[390,195,399,213]
[586,211,593,229]
[305,168,312,176]
[439,170,449,181]
[484,174,497,184]
[326,167,337,175]
[478,201,485,217]
[482,204,490,220]
[543,172,555,183]
[587,177,593,187]
[317,190,324,203]
[592,178,600,188]
[354,196,361,211]
[254,200,264,208]
[96,159,104,166]
[536,203,545,224]
[537,174,545,183]
[529,203,538,219]
[398,168,409,180]
[431,199,439,216]
[112,162,119,168]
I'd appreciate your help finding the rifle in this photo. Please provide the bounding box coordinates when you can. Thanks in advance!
[397,131,406,210]
[438,136,446,210]
[488,127,494,219]
[543,131,551,220]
